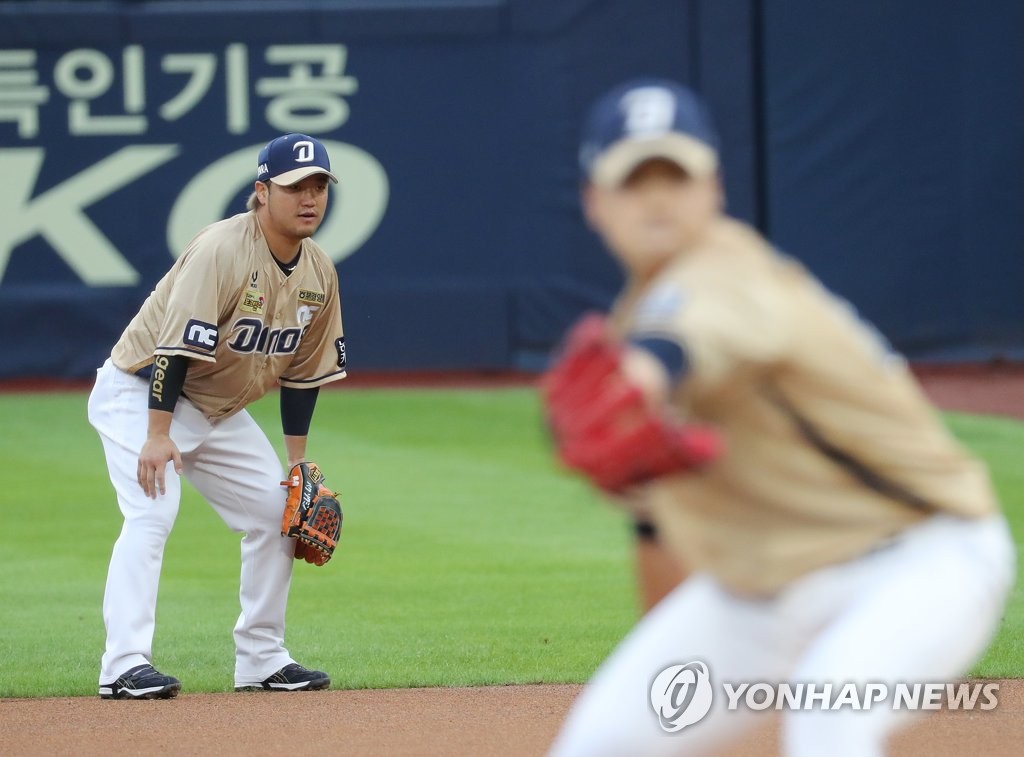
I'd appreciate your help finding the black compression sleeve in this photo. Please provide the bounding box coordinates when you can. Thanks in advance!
[628,336,690,384]
[148,355,188,412]
[280,386,320,436]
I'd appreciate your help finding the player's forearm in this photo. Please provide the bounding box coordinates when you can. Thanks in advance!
[147,409,174,438]
[283,435,308,467]
[634,530,688,613]
[146,355,186,439]
[623,336,690,407]
[280,387,320,466]
[280,387,319,430]
[148,354,188,414]
[623,347,672,406]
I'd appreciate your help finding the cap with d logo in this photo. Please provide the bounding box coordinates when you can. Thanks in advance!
[256,133,339,186]
[579,79,720,188]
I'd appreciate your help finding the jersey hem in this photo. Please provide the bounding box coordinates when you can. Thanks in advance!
[278,369,348,389]
[154,347,217,362]
[120,356,154,375]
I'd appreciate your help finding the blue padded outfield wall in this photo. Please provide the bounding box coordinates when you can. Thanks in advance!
[762,3,1024,361]
[0,0,1020,378]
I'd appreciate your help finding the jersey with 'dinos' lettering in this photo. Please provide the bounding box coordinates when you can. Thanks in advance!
[111,211,347,419]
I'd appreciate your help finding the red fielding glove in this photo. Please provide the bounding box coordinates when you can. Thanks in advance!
[541,314,722,493]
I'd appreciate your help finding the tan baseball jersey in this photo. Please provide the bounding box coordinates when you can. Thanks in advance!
[111,211,346,419]
[614,217,997,596]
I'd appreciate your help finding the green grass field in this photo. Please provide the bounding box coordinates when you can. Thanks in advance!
[0,388,1021,697]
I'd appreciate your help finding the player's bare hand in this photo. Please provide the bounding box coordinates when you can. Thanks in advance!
[137,434,184,499]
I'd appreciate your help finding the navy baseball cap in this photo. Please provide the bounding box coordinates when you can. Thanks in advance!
[579,79,720,187]
[256,133,339,186]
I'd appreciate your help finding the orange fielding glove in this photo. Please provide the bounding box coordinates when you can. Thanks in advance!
[280,462,343,566]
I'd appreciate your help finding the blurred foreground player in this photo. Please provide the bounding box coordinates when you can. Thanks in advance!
[543,79,1014,757]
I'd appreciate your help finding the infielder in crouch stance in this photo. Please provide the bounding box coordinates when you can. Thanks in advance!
[543,80,1015,756]
[88,133,347,698]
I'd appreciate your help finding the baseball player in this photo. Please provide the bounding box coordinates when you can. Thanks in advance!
[543,80,1015,756]
[87,133,348,699]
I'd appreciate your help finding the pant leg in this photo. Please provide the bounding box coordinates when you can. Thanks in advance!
[549,573,804,757]
[88,360,183,682]
[782,515,1015,757]
[180,408,296,683]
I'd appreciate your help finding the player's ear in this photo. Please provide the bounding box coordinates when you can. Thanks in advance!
[581,182,603,231]
[712,173,725,211]
[254,180,270,204]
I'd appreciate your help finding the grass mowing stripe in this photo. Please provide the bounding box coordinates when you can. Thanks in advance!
[0,391,1021,696]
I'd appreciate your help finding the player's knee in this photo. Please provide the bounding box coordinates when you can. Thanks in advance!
[123,504,179,535]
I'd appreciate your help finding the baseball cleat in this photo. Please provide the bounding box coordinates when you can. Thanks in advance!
[235,662,331,692]
[99,664,181,700]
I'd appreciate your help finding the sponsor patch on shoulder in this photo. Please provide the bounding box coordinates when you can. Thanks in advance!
[240,289,265,315]
[299,289,326,305]
[634,283,686,327]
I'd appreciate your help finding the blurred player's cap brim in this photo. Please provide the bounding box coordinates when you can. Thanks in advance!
[587,133,718,188]
[580,78,720,187]
[268,167,340,186]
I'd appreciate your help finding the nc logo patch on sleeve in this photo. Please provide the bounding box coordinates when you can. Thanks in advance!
[184,318,219,349]
[335,337,346,368]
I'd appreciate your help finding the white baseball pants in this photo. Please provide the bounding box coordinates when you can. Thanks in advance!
[88,358,297,686]
[550,512,1015,757]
